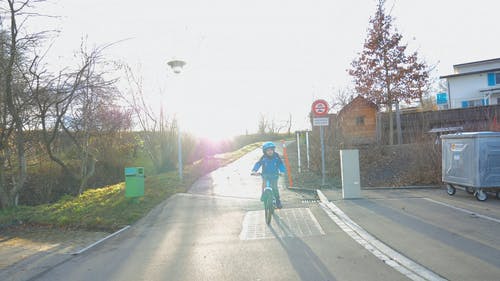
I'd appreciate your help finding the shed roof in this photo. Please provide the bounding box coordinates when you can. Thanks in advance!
[338,95,378,116]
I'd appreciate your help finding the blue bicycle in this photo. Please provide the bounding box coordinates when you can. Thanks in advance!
[252,172,276,225]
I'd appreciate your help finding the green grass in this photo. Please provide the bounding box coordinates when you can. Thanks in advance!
[0,142,261,232]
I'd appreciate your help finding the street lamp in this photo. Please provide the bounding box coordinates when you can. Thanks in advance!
[167,59,186,181]
[167,60,186,74]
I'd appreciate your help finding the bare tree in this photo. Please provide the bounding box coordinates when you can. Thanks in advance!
[330,86,356,112]
[27,42,120,195]
[273,117,290,135]
[0,0,48,207]
[121,64,178,173]
[258,113,290,135]
[69,43,119,194]
[258,113,268,135]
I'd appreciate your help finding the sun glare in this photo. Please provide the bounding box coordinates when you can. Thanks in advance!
[190,125,237,143]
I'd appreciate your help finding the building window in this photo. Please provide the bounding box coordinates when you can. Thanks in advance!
[356,116,365,126]
[438,104,449,110]
[462,99,483,108]
[488,73,499,86]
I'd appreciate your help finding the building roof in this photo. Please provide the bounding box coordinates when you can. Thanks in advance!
[338,95,378,116]
[439,67,500,79]
[453,58,500,68]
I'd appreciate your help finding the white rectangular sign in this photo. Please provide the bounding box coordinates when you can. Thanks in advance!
[313,117,329,126]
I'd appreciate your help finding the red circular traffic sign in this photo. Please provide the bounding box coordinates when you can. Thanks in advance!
[312,99,329,116]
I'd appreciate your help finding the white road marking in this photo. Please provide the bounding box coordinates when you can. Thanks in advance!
[317,190,447,281]
[307,208,326,235]
[72,225,131,255]
[423,197,500,224]
[240,208,325,240]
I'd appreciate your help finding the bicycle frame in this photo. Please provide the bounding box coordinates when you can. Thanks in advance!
[252,173,275,224]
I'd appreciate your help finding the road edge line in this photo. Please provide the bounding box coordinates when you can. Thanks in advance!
[423,197,500,224]
[72,225,131,255]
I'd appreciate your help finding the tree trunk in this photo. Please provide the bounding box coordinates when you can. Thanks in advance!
[11,129,27,206]
[5,1,27,207]
[79,156,96,195]
[0,157,11,209]
[79,150,88,195]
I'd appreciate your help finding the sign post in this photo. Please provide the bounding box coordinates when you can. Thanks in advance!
[305,131,310,170]
[312,99,329,186]
[296,132,301,173]
[281,140,293,187]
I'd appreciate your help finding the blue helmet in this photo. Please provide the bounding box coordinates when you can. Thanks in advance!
[262,141,276,153]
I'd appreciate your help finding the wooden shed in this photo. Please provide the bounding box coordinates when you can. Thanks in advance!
[338,95,378,145]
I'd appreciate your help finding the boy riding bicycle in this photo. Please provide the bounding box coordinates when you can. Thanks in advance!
[251,142,286,209]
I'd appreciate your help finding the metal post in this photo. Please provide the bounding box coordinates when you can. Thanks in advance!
[306,131,310,170]
[178,124,183,181]
[166,59,186,181]
[296,131,301,173]
[320,126,326,186]
[396,101,402,145]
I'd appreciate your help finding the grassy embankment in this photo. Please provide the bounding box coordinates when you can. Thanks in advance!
[0,143,261,232]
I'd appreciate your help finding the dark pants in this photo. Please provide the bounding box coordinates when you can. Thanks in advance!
[261,176,280,201]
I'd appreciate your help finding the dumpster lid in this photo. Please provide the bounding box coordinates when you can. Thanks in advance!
[125,167,138,175]
[440,131,500,139]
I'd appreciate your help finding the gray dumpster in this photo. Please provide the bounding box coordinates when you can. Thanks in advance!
[441,131,500,201]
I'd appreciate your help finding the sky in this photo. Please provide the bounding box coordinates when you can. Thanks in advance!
[24,0,500,140]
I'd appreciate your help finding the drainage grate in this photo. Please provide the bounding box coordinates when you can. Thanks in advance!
[301,199,320,204]
[239,208,325,240]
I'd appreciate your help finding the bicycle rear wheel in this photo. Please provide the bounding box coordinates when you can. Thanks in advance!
[264,191,273,225]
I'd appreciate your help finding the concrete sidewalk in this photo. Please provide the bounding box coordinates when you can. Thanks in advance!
[0,227,109,281]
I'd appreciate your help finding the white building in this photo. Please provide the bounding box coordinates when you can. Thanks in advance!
[439,58,500,110]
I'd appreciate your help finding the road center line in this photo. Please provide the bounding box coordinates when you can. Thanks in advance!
[423,198,500,224]
[317,190,447,281]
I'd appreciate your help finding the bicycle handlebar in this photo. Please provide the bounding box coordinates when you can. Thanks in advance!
[251,172,284,176]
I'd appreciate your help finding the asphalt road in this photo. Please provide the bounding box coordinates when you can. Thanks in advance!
[330,188,500,281]
[27,149,500,281]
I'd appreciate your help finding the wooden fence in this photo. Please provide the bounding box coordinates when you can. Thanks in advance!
[377,105,500,144]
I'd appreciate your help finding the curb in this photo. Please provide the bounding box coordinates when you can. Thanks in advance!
[363,185,441,190]
[317,189,329,204]
[72,225,130,255]
[287,186,318,194]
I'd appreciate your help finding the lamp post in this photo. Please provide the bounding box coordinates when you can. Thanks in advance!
[167,59,186,181]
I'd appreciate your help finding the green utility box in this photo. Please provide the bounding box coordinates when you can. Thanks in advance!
[125,167,144,198]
